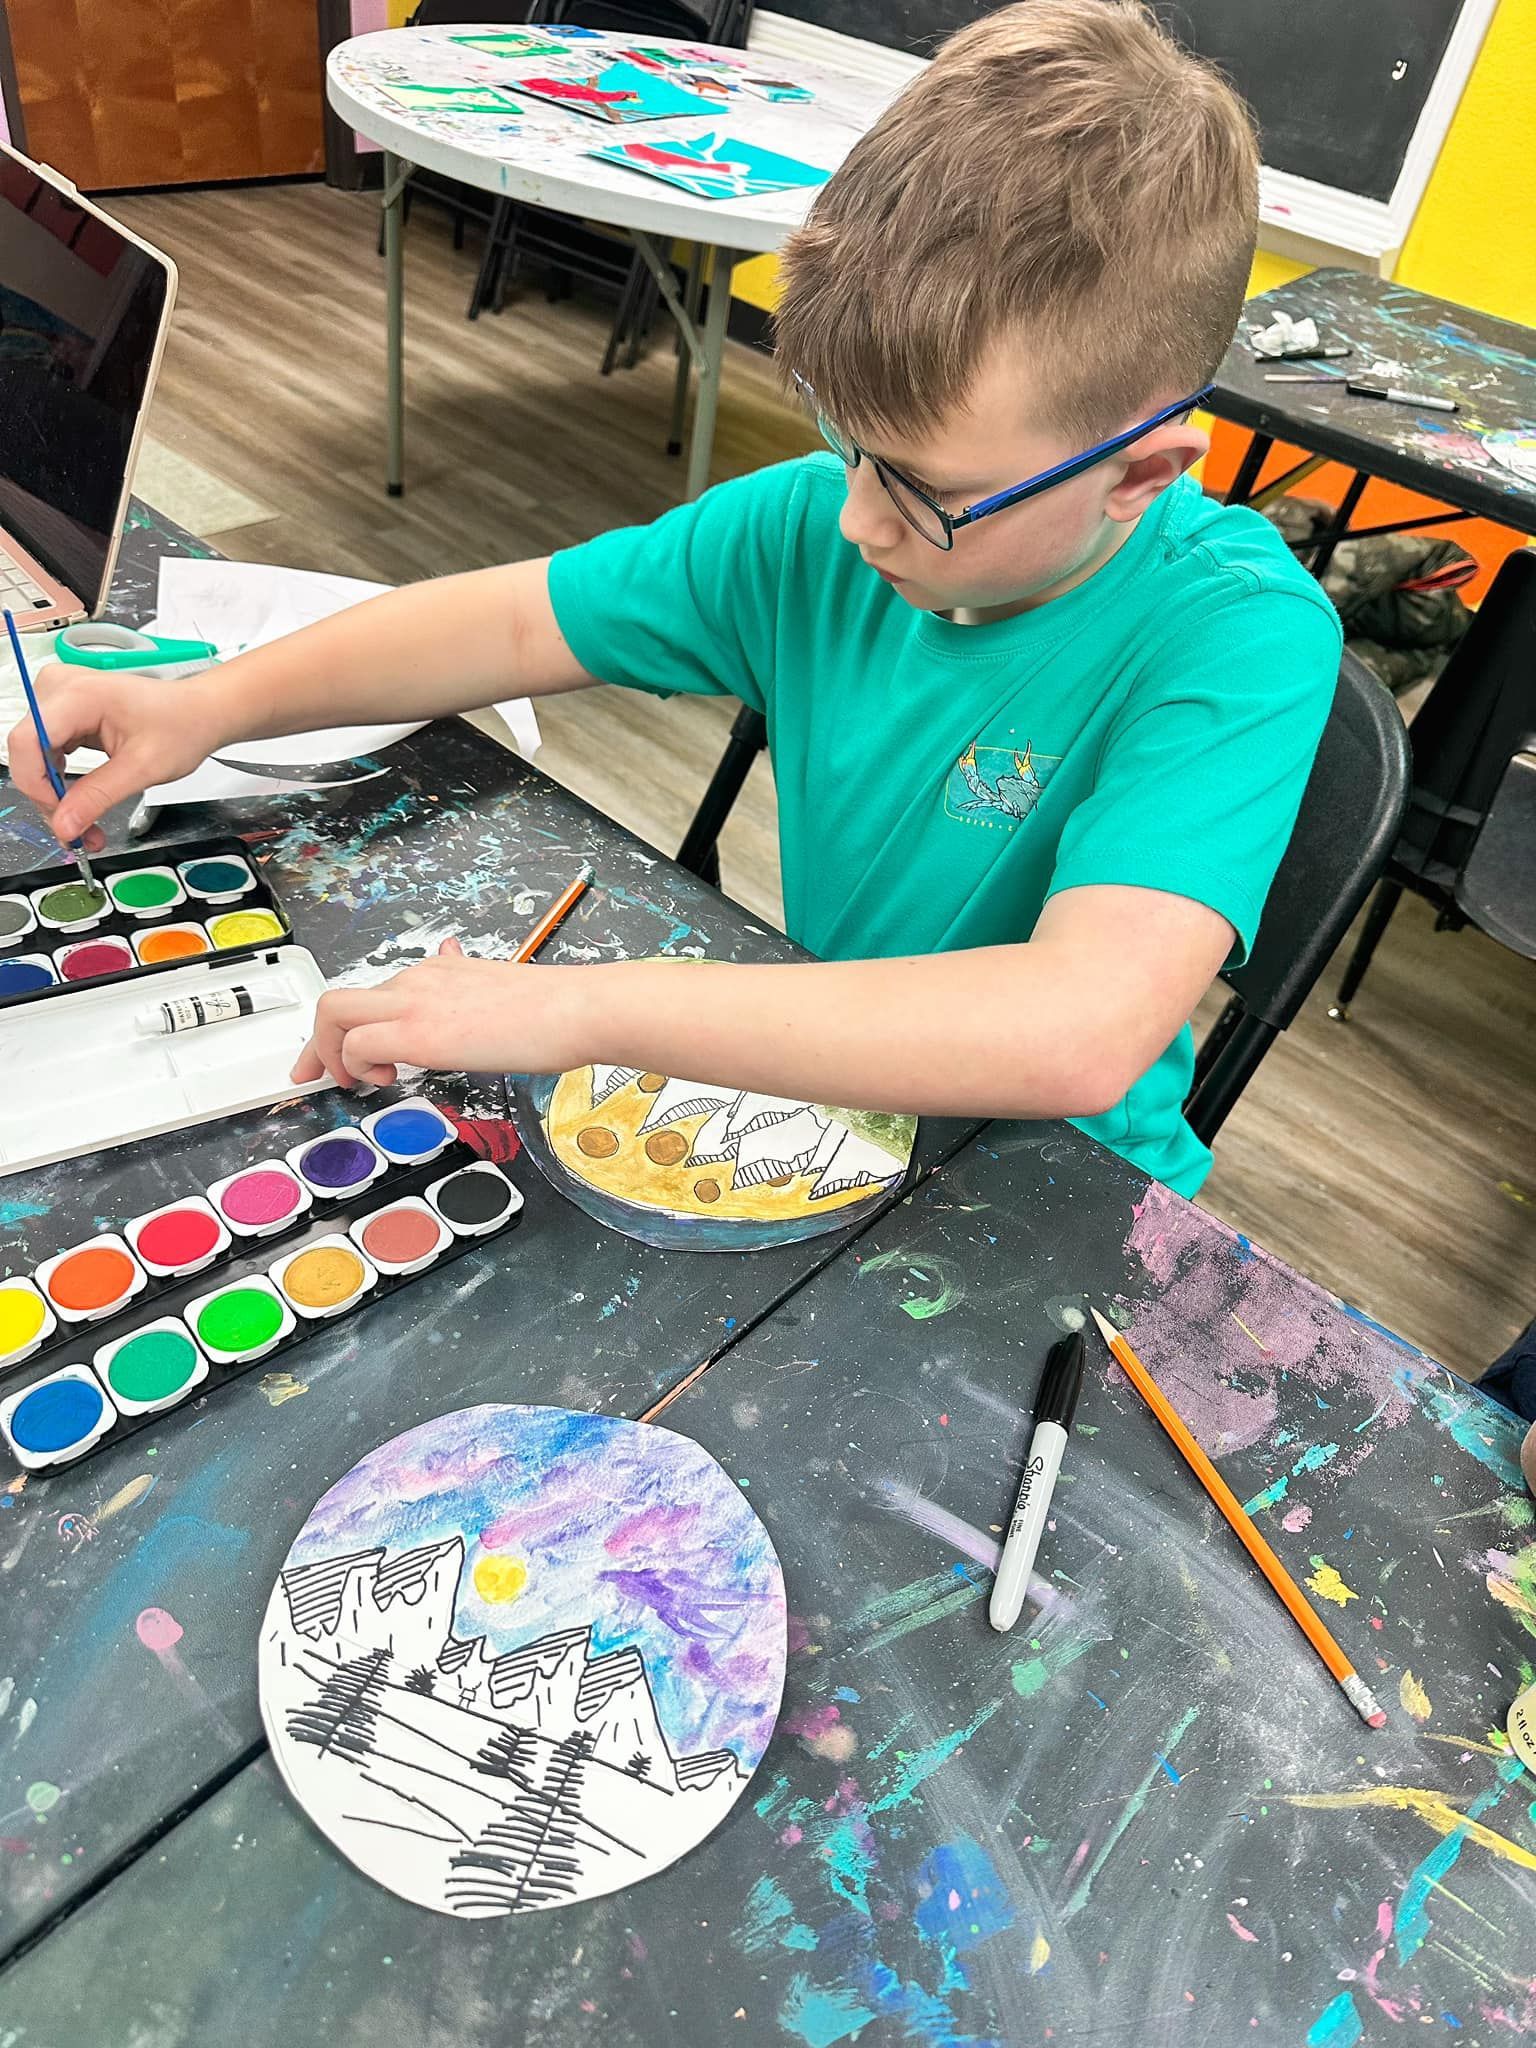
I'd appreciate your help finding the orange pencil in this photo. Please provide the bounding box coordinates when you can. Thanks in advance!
[1088,1308,1386,1728]
[514,863,594,963]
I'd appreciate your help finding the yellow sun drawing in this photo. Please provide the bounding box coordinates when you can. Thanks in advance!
[473,1554,528,1604]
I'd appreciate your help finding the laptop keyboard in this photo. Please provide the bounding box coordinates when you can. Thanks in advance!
[0,551,54,611]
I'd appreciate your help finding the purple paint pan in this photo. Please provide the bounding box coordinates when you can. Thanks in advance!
[286,1130,386,1200]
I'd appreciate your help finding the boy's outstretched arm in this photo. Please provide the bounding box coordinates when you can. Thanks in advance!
[294,885,1233,1122]
[5,560,591,851]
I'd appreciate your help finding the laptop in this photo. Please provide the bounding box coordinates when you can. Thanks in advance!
[0,140,176,631]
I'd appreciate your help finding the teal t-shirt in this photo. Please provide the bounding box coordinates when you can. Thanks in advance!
[547,455,1341,1195]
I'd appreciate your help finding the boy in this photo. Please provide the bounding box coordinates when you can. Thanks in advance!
[8,0,1340,1199]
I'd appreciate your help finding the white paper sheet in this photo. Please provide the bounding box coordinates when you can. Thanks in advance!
[0,627,74,769]
[144,560,542,805]
[0,560,542,794]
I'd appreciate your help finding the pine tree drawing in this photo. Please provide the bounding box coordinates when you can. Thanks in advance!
[471,1724,538,1791]
[404,1665,436,1697]
[286,1648,391,1764]
[625,1751,652,1779]
[446,1729,595,1915]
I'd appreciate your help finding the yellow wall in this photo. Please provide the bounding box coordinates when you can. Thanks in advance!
[734,0,1536,327]
[1396,0,1536,324]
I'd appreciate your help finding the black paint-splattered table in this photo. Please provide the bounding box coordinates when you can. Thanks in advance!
[4,510,1532,2043]
[0,507,975,1958]
[1209,269,1536,557]
[1,1121,1531,2046]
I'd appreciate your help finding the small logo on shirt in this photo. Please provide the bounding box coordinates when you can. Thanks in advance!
[945,741,1055,829]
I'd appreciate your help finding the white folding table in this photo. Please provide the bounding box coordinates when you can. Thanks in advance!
[326,25,898,500]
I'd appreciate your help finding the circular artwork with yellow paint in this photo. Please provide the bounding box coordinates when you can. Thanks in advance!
[513,1064,916,1251]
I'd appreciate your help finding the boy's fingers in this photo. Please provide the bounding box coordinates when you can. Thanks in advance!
[7,673,99,805]
[6,740,78,820]
[298,986,396,1090]
[290,1039,326,1084]
[438,937,465,957]
[52,749,155,842]
[4,724,49,804]
[336,1021,405,1082]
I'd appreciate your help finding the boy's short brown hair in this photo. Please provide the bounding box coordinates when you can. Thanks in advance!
[776,0,1258,447]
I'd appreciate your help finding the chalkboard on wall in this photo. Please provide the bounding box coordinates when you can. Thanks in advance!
[767,0,971,54]
[1150,0,1463,206]
[764,0,1494,255]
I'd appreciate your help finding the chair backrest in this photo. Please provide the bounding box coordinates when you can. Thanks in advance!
[539,0,749,44]
[1455,748,1536,960]
[408,1,535,22]
[1221,650,1411,1030]
[1397,547,1536,883]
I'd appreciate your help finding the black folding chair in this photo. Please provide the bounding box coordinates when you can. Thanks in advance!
[679,658,1410,1150]
[676,704,768,888]
[374,1,537,263]
[1185,651,1410,1142]
[1332,547,1536,1015]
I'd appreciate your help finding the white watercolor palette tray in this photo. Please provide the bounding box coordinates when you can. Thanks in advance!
[0,948,330,1175]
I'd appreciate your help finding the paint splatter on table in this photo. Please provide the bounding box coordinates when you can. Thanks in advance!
[0,515,975,1956]
[2,1126,1529,2042]
[1210,269,1536,532]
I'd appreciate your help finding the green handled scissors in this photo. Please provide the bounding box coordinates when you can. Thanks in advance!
[55,622,218,671]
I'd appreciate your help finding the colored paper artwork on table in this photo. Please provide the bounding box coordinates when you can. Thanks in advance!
[591,131,830,201]
[623,44,741,71]
[736,75,815,103]
[514,1064,915,1250]
[259,1405,785,1917]
[378,81,523,118]
[507,59,717,125]
[447,31,578,59]
[622,48,813,103]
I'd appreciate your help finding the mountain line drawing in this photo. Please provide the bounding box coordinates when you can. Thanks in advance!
[259,1534,751,1918]
[587,1066,912,1203]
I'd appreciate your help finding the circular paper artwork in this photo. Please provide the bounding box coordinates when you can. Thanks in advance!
[514,1064,916,1252]
[259,1405,785,1917]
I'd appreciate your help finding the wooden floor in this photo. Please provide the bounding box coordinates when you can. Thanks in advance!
[113,182,1536,1379]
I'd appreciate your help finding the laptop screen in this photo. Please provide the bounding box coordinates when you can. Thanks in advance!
[0,150,171,615]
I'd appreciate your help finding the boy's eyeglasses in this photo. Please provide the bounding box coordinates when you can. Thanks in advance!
[791,371,1214,552]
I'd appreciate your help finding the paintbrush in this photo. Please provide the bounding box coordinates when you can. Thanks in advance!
[514,862,595,963]
[1088,1308,1386,1729]
[4,608,99,896]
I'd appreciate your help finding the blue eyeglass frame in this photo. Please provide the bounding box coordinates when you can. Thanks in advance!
[791,371,1214,551]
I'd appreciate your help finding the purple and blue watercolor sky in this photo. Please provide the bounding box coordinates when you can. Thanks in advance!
[287,1403,785,1762]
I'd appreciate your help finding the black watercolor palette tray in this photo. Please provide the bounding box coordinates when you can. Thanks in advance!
[0,832,294,1010]
[0,1104,525,1473]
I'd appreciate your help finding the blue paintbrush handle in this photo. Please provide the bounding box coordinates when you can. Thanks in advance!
[3,608,69,805]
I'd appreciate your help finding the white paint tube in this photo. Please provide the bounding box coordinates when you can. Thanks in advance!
[136,980,297,1037]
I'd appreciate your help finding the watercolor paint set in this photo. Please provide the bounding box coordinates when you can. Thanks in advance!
[0,1102,525,1472]
[0,833,292,1006]
[0,834,336,1176]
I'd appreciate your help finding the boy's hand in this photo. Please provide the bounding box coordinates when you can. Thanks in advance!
[5,666,228,850]
[292,940,587,1089]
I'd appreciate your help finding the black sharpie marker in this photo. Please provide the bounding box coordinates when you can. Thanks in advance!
[988,1329,1084,1632]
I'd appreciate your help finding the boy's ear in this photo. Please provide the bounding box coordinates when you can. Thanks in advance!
[1102,422,1210,524]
